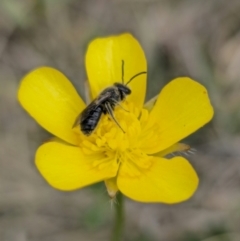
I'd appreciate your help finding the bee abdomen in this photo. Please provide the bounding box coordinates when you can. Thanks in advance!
[80,106,103,135]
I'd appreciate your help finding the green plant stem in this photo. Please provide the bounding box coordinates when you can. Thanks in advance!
[111,192,124,241]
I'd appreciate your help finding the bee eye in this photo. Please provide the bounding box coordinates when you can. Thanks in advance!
[125,88,131,95]
[114,83,131,95]
[121,86,131,95]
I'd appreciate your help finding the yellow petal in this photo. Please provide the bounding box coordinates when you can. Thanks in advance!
[149,77,214,152]
[117,156,198,203]
[36,140,119,191]
[18,67,85,145]
[86,33,147,109]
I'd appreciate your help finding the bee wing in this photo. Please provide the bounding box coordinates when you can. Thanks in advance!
[72,112,82,128]
[72,91,112,129]
[72,100,100,128]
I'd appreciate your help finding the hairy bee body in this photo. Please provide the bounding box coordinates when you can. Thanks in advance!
[73,83,131,135]
[80,106,103,135]
[73,60,146,136]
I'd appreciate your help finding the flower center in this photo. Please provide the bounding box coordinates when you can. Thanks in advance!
[77,101,160,173]
[79,102,140,155]
[76,101,162,176]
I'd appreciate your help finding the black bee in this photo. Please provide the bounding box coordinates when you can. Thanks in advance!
[73,60,147,135]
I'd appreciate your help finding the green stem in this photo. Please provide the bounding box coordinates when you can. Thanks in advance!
[111,192,124,241]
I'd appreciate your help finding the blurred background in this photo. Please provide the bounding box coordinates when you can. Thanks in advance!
[0,0,240,240]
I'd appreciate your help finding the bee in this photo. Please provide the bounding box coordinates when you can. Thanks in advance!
[73,60,147,135]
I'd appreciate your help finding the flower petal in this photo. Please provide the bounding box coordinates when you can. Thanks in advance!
[18,67,85,145]
[149,77,214,152]
[117,156,198,203]
[86,33,147,109]
[36,140,119,191]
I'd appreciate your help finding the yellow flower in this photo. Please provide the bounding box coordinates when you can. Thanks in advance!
[18,33,214,203]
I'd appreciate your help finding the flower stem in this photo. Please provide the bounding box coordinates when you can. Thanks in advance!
[111,192,124,241]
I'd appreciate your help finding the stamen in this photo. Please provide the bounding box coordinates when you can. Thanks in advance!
[78,102,156,176]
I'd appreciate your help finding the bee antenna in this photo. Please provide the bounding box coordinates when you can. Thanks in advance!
[125,71,147,86]
[121,60,124,84]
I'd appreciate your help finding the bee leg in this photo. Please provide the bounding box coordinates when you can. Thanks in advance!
[111,99,129,112]
[105,102,125,133]
[115,102,130,112]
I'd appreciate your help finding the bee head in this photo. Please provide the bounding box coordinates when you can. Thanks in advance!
[114,83,131,100]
